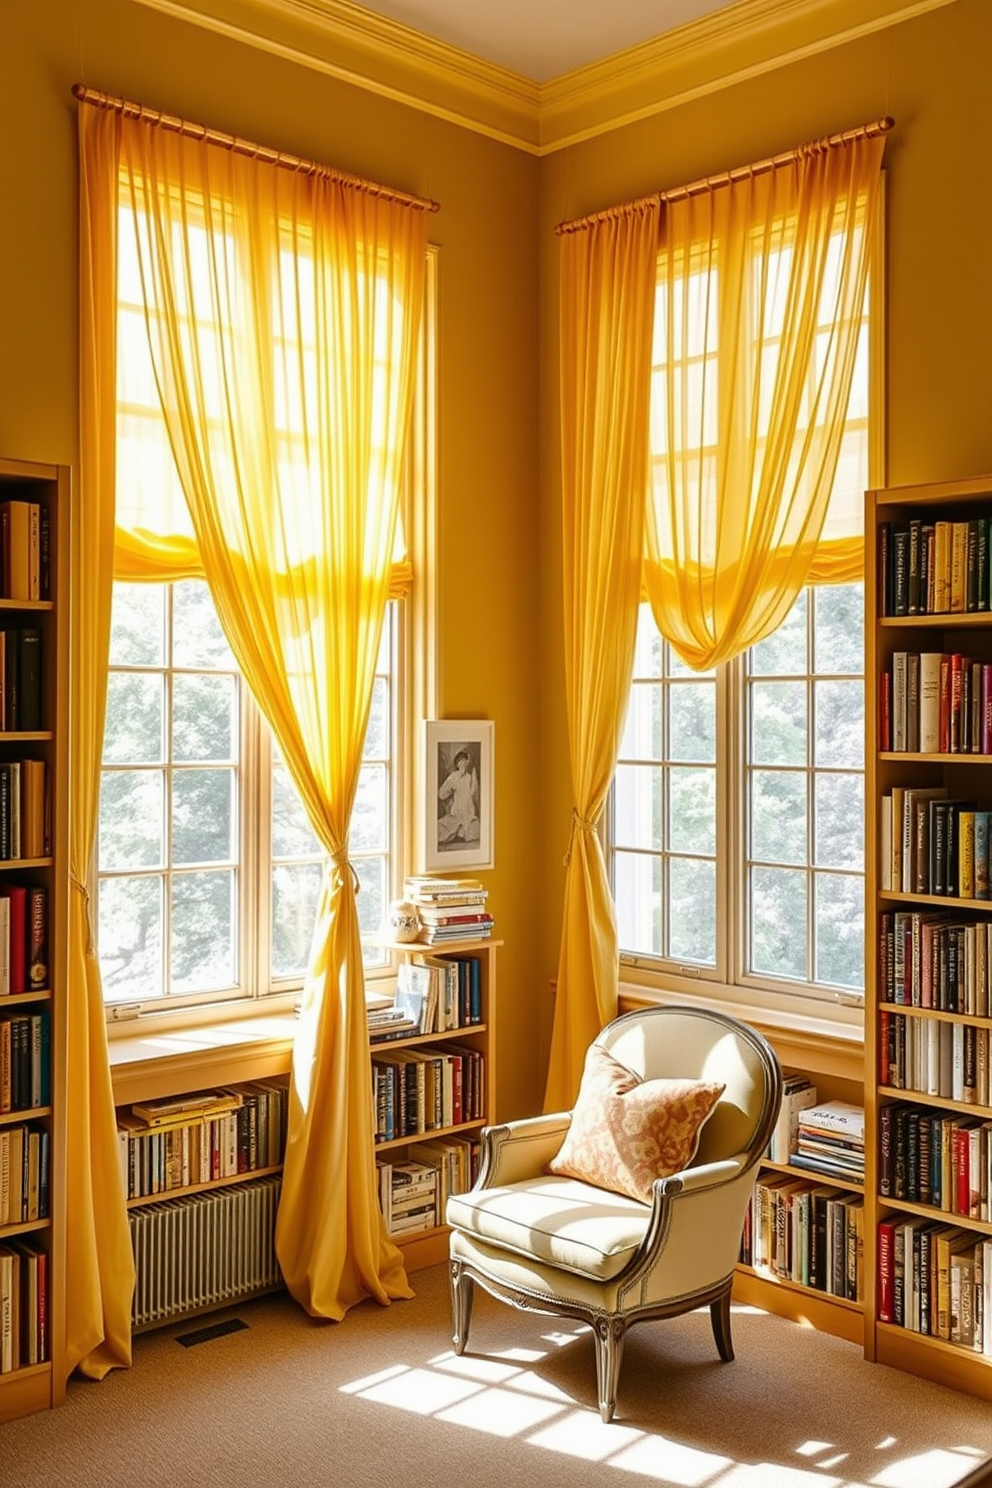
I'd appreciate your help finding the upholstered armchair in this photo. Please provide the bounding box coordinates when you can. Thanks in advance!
[446,1004,783,1423]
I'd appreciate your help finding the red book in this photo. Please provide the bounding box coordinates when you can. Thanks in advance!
[950,653,964,753]
[879,670,892,751]
[939,654,952,753]
[877,1219,896,1322]
[953,1124,973,1216]
[0,885,28,995]
[983,662,992,754]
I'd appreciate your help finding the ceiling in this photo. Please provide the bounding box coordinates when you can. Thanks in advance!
[351,0,742,81]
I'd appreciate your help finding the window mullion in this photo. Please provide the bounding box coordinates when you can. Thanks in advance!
[720,652,742,991]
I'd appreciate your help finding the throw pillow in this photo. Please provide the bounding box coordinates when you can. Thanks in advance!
[547,1042,725,1203]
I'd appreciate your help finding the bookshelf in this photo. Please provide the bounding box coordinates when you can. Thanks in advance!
[866,472,992,1399]
[370,936,498,1272]
[0,456,68,1422]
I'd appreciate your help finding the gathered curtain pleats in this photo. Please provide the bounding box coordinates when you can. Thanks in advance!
[544,207,660,1113]
[546,130,885,1109]
[73,98,428,1374]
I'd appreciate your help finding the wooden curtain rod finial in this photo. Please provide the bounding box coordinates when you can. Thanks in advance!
[71,83,439,215]
[556,116,895,236]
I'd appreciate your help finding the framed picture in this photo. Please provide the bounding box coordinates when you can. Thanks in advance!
[424,720,494,871]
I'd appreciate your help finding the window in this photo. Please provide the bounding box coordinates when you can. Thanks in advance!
[611,207,876,1022]
[99,208,435,1019]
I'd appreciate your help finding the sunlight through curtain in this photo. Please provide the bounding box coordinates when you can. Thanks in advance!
[643,132,885,670]
[69,104,137,1380]
[78,94,430,1330]
[544,208,660,1112]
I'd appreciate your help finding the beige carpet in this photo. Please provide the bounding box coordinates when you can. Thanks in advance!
[2,1264,992,1488]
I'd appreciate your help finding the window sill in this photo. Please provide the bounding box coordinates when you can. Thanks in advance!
[108,1012,297,1107]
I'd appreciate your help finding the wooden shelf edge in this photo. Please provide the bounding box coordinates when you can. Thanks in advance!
[0,1362,54,1423]
[733,1266,865,1345]
[126,1166,283,1209]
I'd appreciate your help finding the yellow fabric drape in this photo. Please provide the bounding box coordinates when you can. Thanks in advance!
[112,116,428,1317]
[70,104,137,1379]
[544,207,660,1113]
[644,133,884,670]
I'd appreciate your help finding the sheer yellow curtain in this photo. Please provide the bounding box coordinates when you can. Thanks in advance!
[644,131,885,670]
[545,207,660,1113]
[71,103,136,1379]
[110,112,429,1317]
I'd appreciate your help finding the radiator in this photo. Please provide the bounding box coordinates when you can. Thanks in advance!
[128,1175,283,1330]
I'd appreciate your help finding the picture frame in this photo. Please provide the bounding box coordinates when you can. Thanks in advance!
[423,720,494,871]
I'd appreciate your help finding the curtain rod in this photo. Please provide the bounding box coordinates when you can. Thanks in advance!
[72,83,439,215]
[556,116,894,236]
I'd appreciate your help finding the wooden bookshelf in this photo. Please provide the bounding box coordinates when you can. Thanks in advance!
[370,937,498,1269]
[865,472,992,1399]
[0,456,69,1423]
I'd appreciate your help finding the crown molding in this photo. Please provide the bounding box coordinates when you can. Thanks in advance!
[130,0,958,155]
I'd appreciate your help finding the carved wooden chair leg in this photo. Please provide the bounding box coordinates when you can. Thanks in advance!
[449,1260,475,1355]
[710,1286,734,1362]
[592,1315,627,1423]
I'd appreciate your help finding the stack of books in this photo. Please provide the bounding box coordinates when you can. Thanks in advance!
[791,1100,865,1182]
[402,875,494,945]
[376,1157,438,1236]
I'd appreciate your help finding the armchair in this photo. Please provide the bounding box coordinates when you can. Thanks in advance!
[446,1004,783,1422]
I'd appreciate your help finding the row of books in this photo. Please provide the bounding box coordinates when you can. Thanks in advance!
[879,1102,992,1218]
[742,1173,865,1301]
[368,956,484,1046]
[877,1216,992,1353]
[116,1082,288,1199]
[880,789,990,899]
[882,652,992,756]
[0,499,50,605]
[402,875,494,945]
[376,1136,479,1235]
[880,911,992,1014]
[0,760,47,864]
[0,1010,50,1113]
[880,1009,991,1105]
[0,1237,47,1374]
[0,884,47,996]
[371,1043,484,1143]
[879,515,991,618]
[0,628,42,734]
[0,1123,49,1226]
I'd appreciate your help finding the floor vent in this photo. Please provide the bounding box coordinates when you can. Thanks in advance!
[175,1317,249,1348]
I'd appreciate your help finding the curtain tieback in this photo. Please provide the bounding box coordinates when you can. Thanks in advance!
[69,871,95,954]
[564,807,598,867]
[325,852,361,894]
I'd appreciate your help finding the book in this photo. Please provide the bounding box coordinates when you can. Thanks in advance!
[798,1101,865,1140]
[16,629,41,733]
[0,501,35,602]
[129,1088,243,1128]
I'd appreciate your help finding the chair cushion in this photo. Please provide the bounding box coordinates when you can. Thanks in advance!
[545,1042,725,1203]
[446,1176,651,1281]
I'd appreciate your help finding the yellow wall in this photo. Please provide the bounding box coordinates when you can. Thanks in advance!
[0,0,544,1116]
[3,0,992,1123]
[536,0,992,1049]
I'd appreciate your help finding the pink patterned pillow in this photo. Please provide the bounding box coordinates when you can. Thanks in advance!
[547,1042,725,1203]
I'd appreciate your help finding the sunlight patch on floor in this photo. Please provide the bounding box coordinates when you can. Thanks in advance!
[606,1432,734,1483]
[436,1382,566,1434]
[526,1409,644,1459]
[870,1446,990,1488]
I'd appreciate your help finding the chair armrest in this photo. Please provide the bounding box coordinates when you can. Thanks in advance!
[475,1112,572,1188]
[654,1155,747,1197]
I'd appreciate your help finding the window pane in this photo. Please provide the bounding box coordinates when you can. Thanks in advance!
[814,679,864,769]
[173,674,237,762]
[364,676,389,759]
[614,764,662,852]
[272,862,322,979]
[750,590,807,675]
[99,771,164,869]
[172,581,236,668]
[172,768,235,865]
[351,763,387,852]
[98,874,164,1003]
[272,763,321,858]
[815,772,864,870]
[171,869,236,991]
[619,683,661,761]
[669,683,716,762]
[750,866,807,980]
[750,681,807,766]
[814,872,864,990]
[615,851,661,957]
[109,582,165,666]
[814,584,863,674]
[669,767,715,855]
[356,856,387,952]
[103,674,165,765]
[668,856,716,964]
[751,769,806,865]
